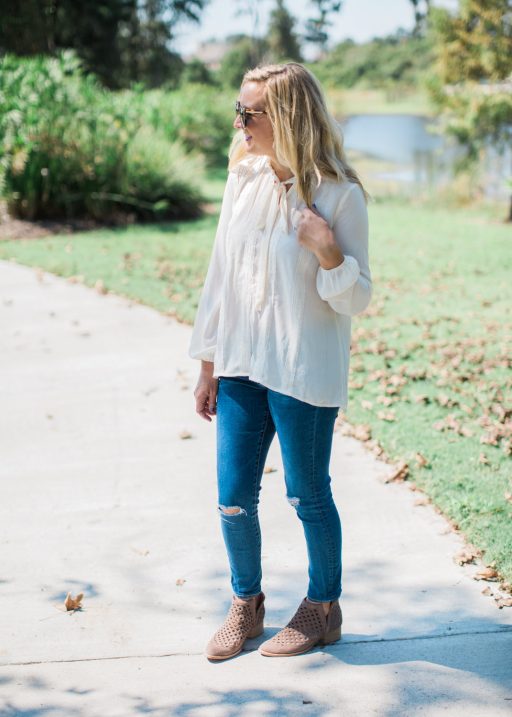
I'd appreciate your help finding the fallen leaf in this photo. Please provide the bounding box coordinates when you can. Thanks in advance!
[383,460,409,483]
[474,567,499,581]
[481,586,493,596]
[415,452,429,467]
[414,496,430,506]
[478,452,490,465]
[495,596,512,609]
[94,279,107,294]
[377,410,396,422]
[64,592,84,611]
[179,430,192,439]
[263,465,277,473]
[353,424,372,441]
[176,578,186,586]
[376,395,395,406]
[454,545,482,565]
[131,547,150,556]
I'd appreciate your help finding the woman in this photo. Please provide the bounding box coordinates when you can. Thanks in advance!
[188,62,372,660]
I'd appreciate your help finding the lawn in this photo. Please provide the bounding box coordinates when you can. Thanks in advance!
[326,87,435,117]
[1,181,510,586]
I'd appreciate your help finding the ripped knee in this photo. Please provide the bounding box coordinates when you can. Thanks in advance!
[218,504,248,516]
[287,496,300,508]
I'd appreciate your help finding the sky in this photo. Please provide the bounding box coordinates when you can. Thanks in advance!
[173,0,459,60]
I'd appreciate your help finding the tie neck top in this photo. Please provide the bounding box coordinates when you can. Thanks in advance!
[188,153,372,409]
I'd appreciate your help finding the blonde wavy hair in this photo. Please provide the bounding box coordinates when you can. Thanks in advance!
[228,62,370,208]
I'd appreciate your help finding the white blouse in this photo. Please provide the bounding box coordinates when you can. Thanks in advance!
[188,154,372,409]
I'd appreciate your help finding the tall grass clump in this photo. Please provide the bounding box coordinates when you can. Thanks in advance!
[0,51,206,221]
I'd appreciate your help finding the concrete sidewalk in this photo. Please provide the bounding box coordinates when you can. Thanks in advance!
[0,259,511,717]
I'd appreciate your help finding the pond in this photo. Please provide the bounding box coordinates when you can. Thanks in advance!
[341,114,511,200]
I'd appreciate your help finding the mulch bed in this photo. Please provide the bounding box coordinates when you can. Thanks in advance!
[0,201,218,241]
[0,202,118,241]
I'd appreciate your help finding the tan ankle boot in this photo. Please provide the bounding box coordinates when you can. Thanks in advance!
[205,592,265,660]
[259,596,342,657]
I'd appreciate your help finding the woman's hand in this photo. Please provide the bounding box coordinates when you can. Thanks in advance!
[297,205,345,270]
[194,361,218,422]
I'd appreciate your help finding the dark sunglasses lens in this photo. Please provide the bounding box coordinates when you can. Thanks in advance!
[235,102,246,128]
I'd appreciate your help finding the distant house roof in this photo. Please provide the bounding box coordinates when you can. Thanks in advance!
[187,40,232,70]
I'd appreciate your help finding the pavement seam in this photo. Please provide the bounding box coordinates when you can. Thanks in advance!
[3,626,511,667]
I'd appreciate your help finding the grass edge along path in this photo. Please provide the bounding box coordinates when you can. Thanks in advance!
[0,198,511,600]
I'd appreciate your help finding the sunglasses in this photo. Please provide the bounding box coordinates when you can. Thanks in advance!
[235,100,267,129]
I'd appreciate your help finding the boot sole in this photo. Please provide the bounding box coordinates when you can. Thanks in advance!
[259,625,342,657]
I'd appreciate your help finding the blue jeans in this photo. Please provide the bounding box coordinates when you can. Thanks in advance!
[216,375,342,603]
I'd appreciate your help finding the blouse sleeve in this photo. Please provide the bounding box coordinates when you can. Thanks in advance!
[315,182,372,317]
[188,171,237,361]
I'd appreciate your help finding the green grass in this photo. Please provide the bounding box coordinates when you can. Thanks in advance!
[325,87,435,117]
[1,186,511,584]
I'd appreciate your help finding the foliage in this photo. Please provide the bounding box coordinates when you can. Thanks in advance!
[428,0,512,83]
[0,0,207,89]
[216,35,270,89]
[122,127,205,219]
[426,1,512,217]
[267,0,303,62]
[312,32,435,90]
[0,52,206,220]
[142,85,235,167]
[180,58,218,86]
[304,0,343,54]
[409,0,432,37]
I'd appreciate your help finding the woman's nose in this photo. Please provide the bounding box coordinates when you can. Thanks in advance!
[233,114,243,130]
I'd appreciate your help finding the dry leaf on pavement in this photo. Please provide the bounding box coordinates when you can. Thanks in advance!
[383,460,409,483]
[454,545,482,565]
[474,567,499,581]
[64,592,84,611]
[495,595,512,609]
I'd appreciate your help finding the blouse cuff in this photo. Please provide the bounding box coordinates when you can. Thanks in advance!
[188,346,216,362]
[316,254,360,301]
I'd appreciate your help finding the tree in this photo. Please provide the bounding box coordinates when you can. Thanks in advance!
[304,0,343,57]
[409,0,432,36]
[217,35,268,89]
[267,0,302,62]
[0,0,207,88]
[428,0,512,220]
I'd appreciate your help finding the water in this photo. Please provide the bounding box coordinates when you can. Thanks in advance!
[341,114,511,199]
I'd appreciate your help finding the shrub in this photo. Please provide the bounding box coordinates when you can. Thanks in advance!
[0,51,206,221]
[142,84,235,168]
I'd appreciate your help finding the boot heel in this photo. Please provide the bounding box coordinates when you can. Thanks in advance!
[322,625,341,645]
[247,622,264,638]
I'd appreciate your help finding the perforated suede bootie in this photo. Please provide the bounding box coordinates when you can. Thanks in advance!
[259,596,342,657]
[205,591,265,661]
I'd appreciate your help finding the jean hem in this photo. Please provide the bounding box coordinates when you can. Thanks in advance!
[234,591,262,599]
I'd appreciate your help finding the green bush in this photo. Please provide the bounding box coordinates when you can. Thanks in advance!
[0,52,206,221]
[311,34,435,91]
[121,127,205,219]
[142,84,235,168]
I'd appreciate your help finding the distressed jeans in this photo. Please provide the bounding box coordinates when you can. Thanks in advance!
[216,375,342,603]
